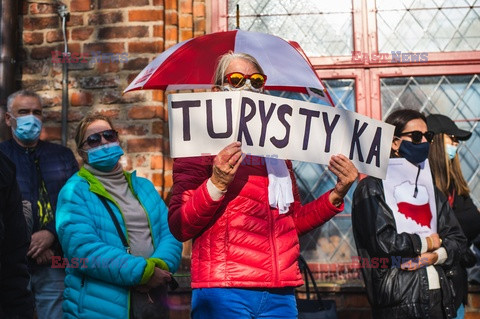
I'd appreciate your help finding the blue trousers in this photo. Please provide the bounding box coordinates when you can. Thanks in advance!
[29,266,65,319]
[192,287,297,319]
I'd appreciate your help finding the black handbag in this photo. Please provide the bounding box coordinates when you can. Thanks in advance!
[296,255,338,319]
[97,196,178,319]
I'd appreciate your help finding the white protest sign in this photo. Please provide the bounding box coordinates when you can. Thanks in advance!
[168,91,395,179]
[382,158,437,236]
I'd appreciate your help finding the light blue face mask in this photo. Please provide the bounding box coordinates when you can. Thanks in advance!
[221,80,263,93]
[87,142,124,172]
[445,144,458,160]
[11,114,42,143]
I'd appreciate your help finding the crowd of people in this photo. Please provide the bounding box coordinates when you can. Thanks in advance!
[0,51,478,319]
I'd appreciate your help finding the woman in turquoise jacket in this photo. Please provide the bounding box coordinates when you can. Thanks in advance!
[56,114,182,319]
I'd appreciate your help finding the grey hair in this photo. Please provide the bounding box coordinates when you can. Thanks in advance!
[212,52,265,87]
[6,90,42,112]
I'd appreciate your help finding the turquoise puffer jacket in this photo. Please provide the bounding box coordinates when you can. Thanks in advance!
[56,167,182,319]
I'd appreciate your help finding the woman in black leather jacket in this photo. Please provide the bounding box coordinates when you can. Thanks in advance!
[352,109,466,319]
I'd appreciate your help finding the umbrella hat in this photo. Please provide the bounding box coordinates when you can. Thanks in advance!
[124,30,333,105]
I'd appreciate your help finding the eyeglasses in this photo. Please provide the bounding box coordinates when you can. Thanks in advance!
[398,130,435,144]
[80,129,118,148]
[224,72,267,89]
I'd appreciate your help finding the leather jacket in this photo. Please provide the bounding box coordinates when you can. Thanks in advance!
[352,176,466,319]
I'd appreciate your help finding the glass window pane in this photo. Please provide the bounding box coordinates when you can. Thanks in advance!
[381,74,480,207]
[377,0,480,52]
[292,79,357,265]
[227,0,353,56]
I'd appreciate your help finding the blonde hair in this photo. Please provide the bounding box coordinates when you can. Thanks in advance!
[212,52,265,87]
[74,114,115,152]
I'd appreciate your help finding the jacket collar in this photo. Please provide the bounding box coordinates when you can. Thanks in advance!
[77,167,137,202]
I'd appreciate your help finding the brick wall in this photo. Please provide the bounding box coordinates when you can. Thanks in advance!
[18,0,206,198]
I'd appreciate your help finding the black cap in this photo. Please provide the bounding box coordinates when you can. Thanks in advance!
[426,114,472,141]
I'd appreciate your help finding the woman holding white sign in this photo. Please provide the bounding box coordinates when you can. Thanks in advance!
[168,52,359,319]
[352,109,466,319]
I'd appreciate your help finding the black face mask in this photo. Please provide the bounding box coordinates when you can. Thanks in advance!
[398,140,430,164]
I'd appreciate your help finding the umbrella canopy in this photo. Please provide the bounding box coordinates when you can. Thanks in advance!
[124,30,333,106]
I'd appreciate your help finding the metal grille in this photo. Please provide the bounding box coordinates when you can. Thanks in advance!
[377,0,480,52]
[227,0,353,56]
[381,74,480,207]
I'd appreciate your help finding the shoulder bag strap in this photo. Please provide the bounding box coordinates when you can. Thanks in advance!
[97,195,130,254]
[299,254,325,309]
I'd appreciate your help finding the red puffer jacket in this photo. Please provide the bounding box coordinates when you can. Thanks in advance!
[168,155,342,288]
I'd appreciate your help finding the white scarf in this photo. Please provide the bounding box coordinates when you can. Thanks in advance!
[265,158,294,214]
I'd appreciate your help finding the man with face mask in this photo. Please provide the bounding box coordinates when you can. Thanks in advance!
[0,90,79,319]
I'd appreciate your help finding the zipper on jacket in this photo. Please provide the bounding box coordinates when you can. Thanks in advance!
[78,276,86,313]
[268,193,279,284]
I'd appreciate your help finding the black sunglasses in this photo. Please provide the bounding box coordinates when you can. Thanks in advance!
[80,129,119,148]
[398,130,435,144]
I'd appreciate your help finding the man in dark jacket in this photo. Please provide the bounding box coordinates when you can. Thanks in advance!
[0,90,78,319]
[0,151,34,318]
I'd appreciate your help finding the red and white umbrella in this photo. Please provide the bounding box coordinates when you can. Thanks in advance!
[124,30,333,106]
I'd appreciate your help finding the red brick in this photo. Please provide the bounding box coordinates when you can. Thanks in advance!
[128,106,158,119]
[84,42,125,53]
[29,3,56,14]
[180,0,192,14]
[152,90,165,103]
[98,26,148,39]
[116,125,148,136]
[40,126,61,141]
[151,154,173,170]
[153,25,164,37]
[165,11,178,25]
[127,138,163,152]
[165,0,177,9]
[165,27,177,42]
[153,0,163,5]
[129,10,163,22]
[67,15,84,27]
[71,0,93,12]
[23,16,59,31]
[152,121,164,135]
[179,15,192,28]
[72,27,94,41]
[95,109,120,119]
[31,46,57,59]
[88,12,123,25]
[99,0,148,9]
[46,30,65,43]
[194,19,206,33]
[95,62,120,73]
[193,2,206,17]
[23,32,44,45]
[70,91,93,106]
[128,41,163,54]
[124,57,149,70]
[180,29,193,41]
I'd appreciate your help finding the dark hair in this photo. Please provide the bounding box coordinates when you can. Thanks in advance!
[385,109,427,137]
[385,109,427,157]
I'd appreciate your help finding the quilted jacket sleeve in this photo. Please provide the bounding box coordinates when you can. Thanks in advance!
[56,176,151,287]
[136,178,182,272]
[168,156,225,242]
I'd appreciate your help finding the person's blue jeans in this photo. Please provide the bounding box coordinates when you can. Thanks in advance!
[192,287,297,319]
[29,266,65,319]
[454,303,465,319]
